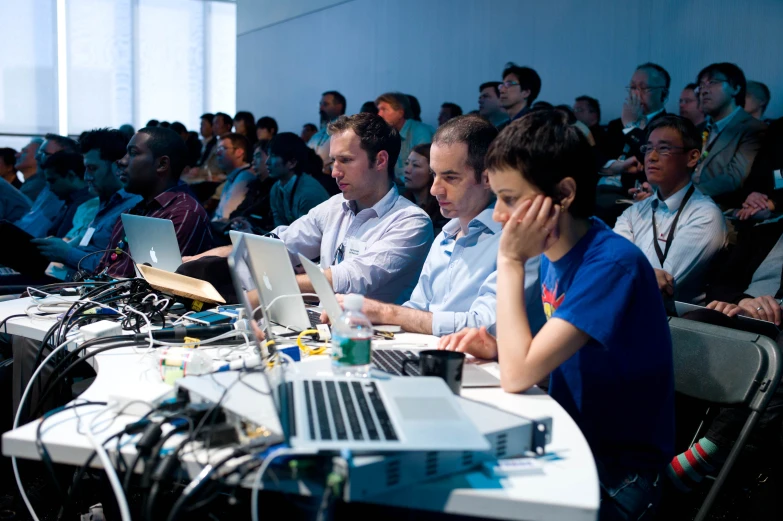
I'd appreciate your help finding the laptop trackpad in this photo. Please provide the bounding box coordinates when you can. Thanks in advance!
[394,397,459,421]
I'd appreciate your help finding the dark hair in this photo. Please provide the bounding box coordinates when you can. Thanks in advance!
[433,115,498,182]
[200,113,214,123]
[256,116,278,136]
[645,115,702,155]
[146,119,159,127]
[213,112,234,130]
[407,95,422,121]
[555,104,577,124]
[575,95,601,122]
[159,121,170,128]
[303,123,318,132]
[304,147,324,176]
[220,132,251,163]
[268,133,308,174]
[0,148,16,168]
[502,63,542,105]
[480,81,502,98]
[234,111,258,137]
[683,83,701,107]
[43,150,86,179]
[118,124,135,141]
[322,91,347,115]
[185,132,202,167]
[411,143,431,162]
[532,101,554,111]
[697,62,746,107]
[80,128,129,162]
[375,93,412,120]
[746,80,771,111]
[138,126,188,179]
[328,113,401,180]
[254,139,270,152]
[360,101,378,115]
[170,121,187,135]
[43,133,80,154]
[441,103,463,118]
[636,63,671,98]
[486,110,596,218]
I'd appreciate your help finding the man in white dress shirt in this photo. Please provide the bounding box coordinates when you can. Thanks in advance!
[614,115,726,304]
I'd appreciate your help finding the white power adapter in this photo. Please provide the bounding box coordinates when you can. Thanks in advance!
[79,320,123,342]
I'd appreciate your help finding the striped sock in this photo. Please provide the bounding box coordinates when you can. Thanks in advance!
[666,438,723,492]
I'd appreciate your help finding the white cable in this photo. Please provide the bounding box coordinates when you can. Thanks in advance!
[250,447,299,521]
[12,334,80,521]
[263,293,318,315]
[85,421,132,521]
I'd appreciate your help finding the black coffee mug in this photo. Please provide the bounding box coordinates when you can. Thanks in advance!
[402,350,465,395]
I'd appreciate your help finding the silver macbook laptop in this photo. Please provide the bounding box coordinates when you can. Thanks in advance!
[121,214,182,272]
[298,254,501,388]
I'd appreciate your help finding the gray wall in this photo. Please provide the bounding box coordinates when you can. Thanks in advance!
[237,0,783,133]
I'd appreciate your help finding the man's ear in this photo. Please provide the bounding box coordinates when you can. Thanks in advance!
[686,148,701,169]
[374,150,389,172]
[156,155,171,176]
[521,89,531,102]
[286,159,297,172]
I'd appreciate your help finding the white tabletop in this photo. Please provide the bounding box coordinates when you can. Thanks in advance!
[1,302,599,521]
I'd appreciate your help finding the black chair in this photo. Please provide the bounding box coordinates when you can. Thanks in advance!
[668,317,782,521]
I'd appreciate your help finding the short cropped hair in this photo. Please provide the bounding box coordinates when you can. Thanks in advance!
[746,80,771,113]
[486,110,596,218]
[502,63,542,105]
[256,116,278,136]
[375,92,413,120]
[170,121,187,135]
[645,115,702,155]
[637,62,671,96]
[43,151,86,179]
[322,91,347,115]
[328,112,401,180]
[697,62,747,108]
[433,115,498,182]
[213,112,234,130]
[80,128,129,162]
[200,113,214,123]
[480,81,502,98]
[220,132,251,163]
[575,95,601,122]
[0,148,17,168]
[441,102,463,118]
[43,133,80,154]
[268,133,308,174]
[303,123,318,133]
[360,101,378,115]
[137,126,188,179]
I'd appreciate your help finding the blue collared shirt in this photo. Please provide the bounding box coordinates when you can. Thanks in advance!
[14,185,65,237]
[64,189,142,271]
[271,185,434,304]
[403,203,545,336]
[213,165,254,220]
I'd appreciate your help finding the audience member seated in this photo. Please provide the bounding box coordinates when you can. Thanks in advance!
[233,111,258,148]
[0,177,31,222]
[184,131,203,168]
[308,91,347,178]
[360,101,378,115]
[744,80,771,121]
[478,81,509,128]
[406,94,423,122]
[255,116,278,141]
[170,121,188,141]
[692,62,766,206]
[401,143,448,236]
[38,152,96,239]
[183,112,434,304]
[614,116,726,304]
[439,110,674,520]
[223,140,276,234]
[376,92,435,184]
[13,134,80,238]
[14,138,43,200]
[497,62,541,132]
[29,128,140,277]
[0,148,22,189]
[438,102,462,126]
[183,112,232,187]
[737,116,783,221]
[93,127,214,278]
[118,123,135,142]
[301,123,317,143]
[573,95,606,150]
[146,119,159,127]
[197,112,215,166]
[679,83,705,126]
[349,115,545,336]
[267,133,329,227]
[212,133,253,223]
[554,105,595,147]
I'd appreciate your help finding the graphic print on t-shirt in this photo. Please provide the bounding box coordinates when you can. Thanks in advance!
[542,282,565,320]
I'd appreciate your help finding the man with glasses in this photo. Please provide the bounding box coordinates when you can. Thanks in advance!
[679,83,705,126]
[212,133,254,222]
[497,63,541,132]
[691,62,766,207]
[614,115,726,304]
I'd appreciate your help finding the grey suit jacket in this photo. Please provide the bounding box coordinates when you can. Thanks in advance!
[694,109,766,199]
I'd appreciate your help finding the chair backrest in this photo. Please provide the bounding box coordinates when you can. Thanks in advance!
[668,317,782,411]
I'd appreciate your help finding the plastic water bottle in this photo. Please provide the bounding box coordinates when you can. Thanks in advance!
[331,294,373,377]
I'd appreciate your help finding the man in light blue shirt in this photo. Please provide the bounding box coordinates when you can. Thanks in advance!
[376,92,435,185]
[351,115,545,335]
[212,133,254,222]
[307,90,346,174]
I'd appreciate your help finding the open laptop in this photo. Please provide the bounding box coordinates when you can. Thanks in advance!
[298,254,502,388]
[675,301,781,339]
[121,215,182,272]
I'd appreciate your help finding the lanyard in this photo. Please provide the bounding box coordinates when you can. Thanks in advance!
[652,184,695,268]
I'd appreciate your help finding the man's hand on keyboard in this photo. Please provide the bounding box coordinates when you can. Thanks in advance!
[438,326,498,360]
[327,294,387,325]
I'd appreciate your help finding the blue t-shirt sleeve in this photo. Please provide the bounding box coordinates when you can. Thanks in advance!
[552,257,637,348]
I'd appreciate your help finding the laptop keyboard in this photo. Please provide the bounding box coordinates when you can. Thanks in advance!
[307,308,322,328]
[372,349,420,376]
[305,379,398,442]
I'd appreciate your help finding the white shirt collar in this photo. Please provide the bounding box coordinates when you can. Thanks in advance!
[654,182,693,211]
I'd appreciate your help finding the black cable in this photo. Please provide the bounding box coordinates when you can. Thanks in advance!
[0,313,28,334]
[76,248,135,273]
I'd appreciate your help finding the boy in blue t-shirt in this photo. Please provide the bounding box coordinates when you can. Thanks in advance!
[438,110,675,520]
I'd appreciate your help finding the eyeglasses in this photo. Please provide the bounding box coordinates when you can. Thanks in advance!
[695,79,727,93]
[216,145,235,153]
[625,85,665,94]
[640,144,688,156]
[499,80,521,89]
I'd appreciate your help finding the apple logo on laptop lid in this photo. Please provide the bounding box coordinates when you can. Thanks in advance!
[263,272,273,291]
[150,247,158,263]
